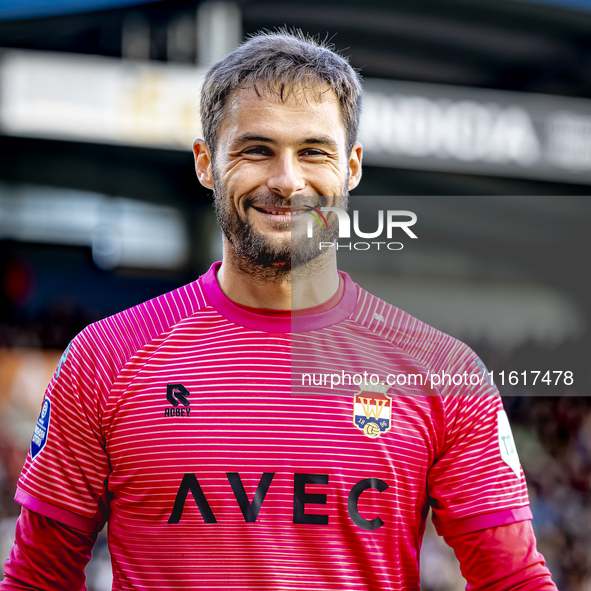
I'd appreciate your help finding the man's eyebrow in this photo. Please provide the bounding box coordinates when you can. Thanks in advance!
[233,133,274,145]
[302,136,339,150]
[231,133,339,150]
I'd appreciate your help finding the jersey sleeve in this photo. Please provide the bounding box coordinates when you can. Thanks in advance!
[427,354,532,537]
[1,507,97,591]
[444,520,557,590]
[15,332,111,533]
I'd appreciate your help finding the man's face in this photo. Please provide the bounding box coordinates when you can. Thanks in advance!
[197,85,361,275]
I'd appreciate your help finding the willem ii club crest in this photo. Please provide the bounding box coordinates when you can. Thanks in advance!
[353,382,392,438]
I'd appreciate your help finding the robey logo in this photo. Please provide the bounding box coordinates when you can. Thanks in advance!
[165,383,191,417]
[306,207,418,251]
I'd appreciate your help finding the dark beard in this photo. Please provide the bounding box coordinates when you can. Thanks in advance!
[213,183,347,282]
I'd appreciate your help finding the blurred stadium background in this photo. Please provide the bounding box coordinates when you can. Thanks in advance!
[0,0,590,589]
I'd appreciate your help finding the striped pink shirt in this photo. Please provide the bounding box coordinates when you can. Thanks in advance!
[16,262,531,590]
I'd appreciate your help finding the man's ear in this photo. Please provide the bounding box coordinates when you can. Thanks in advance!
[193,139,214,189]
[347,142,363,191]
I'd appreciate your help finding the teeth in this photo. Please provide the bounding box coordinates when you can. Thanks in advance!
[255,207,306,216]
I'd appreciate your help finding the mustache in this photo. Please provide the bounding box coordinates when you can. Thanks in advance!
[244,193,327,211]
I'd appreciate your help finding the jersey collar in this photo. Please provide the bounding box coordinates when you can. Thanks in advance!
[200,262,358,333]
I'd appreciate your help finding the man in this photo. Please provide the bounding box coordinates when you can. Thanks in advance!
[2,31,557,590]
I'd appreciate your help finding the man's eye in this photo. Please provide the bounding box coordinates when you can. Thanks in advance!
[301,149,326,156]
[243,147,269,155]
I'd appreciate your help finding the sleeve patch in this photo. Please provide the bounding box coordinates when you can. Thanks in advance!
[31,397,51,460]
[55,341,72,380]
[497,410,521,478]
[475,358,494,388]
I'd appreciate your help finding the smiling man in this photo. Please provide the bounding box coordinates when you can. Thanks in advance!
[2,31,557,591]
[195,51,360,299]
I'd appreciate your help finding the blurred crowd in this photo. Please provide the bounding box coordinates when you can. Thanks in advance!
[0,313,589,590]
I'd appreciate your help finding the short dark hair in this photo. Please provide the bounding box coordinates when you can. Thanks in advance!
[200,29,362,157]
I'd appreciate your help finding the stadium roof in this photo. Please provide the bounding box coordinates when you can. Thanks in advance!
[514,0,591,12]
[2,0,591,22]
[0,0,162,21]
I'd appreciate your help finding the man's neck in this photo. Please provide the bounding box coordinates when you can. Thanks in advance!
[216,247,340,310]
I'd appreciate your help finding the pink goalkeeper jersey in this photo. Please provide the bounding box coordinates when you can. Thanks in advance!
[16,262,531,591]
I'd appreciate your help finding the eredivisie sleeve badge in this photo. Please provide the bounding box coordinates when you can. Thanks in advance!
[353,382,392,438]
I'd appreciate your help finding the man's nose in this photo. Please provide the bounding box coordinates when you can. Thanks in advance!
[267,153,306,198]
